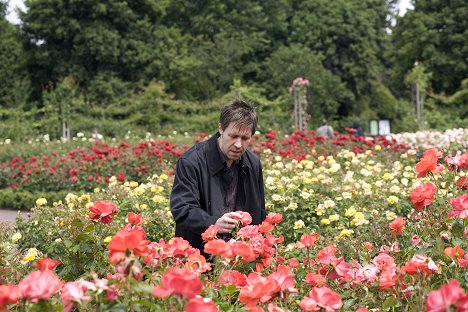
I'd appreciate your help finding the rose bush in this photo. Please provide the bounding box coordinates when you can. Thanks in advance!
[0,129,467,311]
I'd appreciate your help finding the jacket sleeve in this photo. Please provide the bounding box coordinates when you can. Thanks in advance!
[258,162,268,221]
[170,157,219,235]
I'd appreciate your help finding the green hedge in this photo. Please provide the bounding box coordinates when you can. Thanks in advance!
[0,189,75,211]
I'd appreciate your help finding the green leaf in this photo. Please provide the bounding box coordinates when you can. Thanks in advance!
[383,296,399,309]
[225,284,238,295]
[342,299,355,310]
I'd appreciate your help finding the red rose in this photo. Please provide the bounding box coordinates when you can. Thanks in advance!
[117,172,125,182]
[152,268,203,299]
[108,227,149,265]
[455,177,468,189]
[448,194,468,219]
[0,284,19,307]
[18,270,62,303]
[127,212,144,225]
[426,279,465,312]
[445,152,468,171]
[296,233,319,248]
[258,221,274,233]
[204,239,230,256]
[233,211,252,226]
[89,200,118,224]
[389,216,406,236]
[265,213,283,224]
[237,225,259,239]
[185,296,219,312]
[238,273,281,307]
[409,182,437,210]
[36,258,61,271]
[444,246,465,262]
[219,270,247,288]
[415,148,443,178]
[304,272,328,287]
[379,268,397,290]
[232,241,256,263]
[308,286,343,312]
[201,225,218,242]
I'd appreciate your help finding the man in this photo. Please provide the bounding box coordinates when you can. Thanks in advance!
[316,119,334,139]
[170,99,267,252]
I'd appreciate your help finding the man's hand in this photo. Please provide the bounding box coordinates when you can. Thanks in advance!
[215,212,243,234]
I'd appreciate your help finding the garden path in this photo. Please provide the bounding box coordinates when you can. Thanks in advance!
[0,209,30,226]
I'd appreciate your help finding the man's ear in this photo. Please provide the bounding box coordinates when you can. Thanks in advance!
[218,123,223,134]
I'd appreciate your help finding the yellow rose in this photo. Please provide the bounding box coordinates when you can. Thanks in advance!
[133,187,144,196]
[336,229,354,239]
[12,232,22,243]
[329,214,340,222]
[152,195,165,203]
[345,207,357,217]
[382,173,392,181]
[294,220,305,229]
[35,198,47,206]
[387,196,399,205]
[23,253,36,262]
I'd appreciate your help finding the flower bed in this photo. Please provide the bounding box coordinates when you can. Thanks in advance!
[0,130,407,194]
[390,128,468,154]
[1,136,467,311]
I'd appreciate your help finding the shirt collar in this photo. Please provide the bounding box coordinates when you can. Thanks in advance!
[207,132,244,176]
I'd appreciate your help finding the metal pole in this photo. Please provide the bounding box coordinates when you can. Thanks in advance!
[415,83,421,130]
[294,86,300,129]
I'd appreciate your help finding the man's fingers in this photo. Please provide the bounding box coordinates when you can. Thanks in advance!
[229,212,243,220]
[223,216,238,224]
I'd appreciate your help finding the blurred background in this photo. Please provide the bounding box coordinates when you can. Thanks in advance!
[1,0,466,139]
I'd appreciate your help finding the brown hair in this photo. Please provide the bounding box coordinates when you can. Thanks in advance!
[219,99,258,134]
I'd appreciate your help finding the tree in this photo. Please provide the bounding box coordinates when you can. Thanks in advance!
[20,0,172,103]
[288,0,391,115]
[0,0,29,108]
[162,0,292,100]
[391,0,468,95]
[262,44,353,122]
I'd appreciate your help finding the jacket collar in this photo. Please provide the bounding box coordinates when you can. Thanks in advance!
[207,132,250,176]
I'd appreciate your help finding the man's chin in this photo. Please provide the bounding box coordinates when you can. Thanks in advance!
[229,152,242,159]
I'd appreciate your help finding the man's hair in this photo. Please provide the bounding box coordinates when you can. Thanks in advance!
[220,99,258,134]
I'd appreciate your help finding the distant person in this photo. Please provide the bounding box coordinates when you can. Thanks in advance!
[316,119,334,139]
[352,122,364,137]
[91,128,103,141]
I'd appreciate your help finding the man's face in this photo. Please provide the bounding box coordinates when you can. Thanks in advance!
[218,122,252,162]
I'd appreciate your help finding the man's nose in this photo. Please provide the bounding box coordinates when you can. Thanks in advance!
[234,138,242,148]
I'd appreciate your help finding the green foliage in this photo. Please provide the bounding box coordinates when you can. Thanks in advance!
[15,178,175,280]
[0,189,70,211]
[21,0,170,103]
[262,44,353,123]
[391,99,419,133]
[0,0,462,136]
[370,81,398,119]
[0,6,30,108]
[288,0,390,104]
[231,80,290,131]
[391,0,468,95]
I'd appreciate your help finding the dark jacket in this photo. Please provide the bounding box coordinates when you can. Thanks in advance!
[170,133,267,252]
